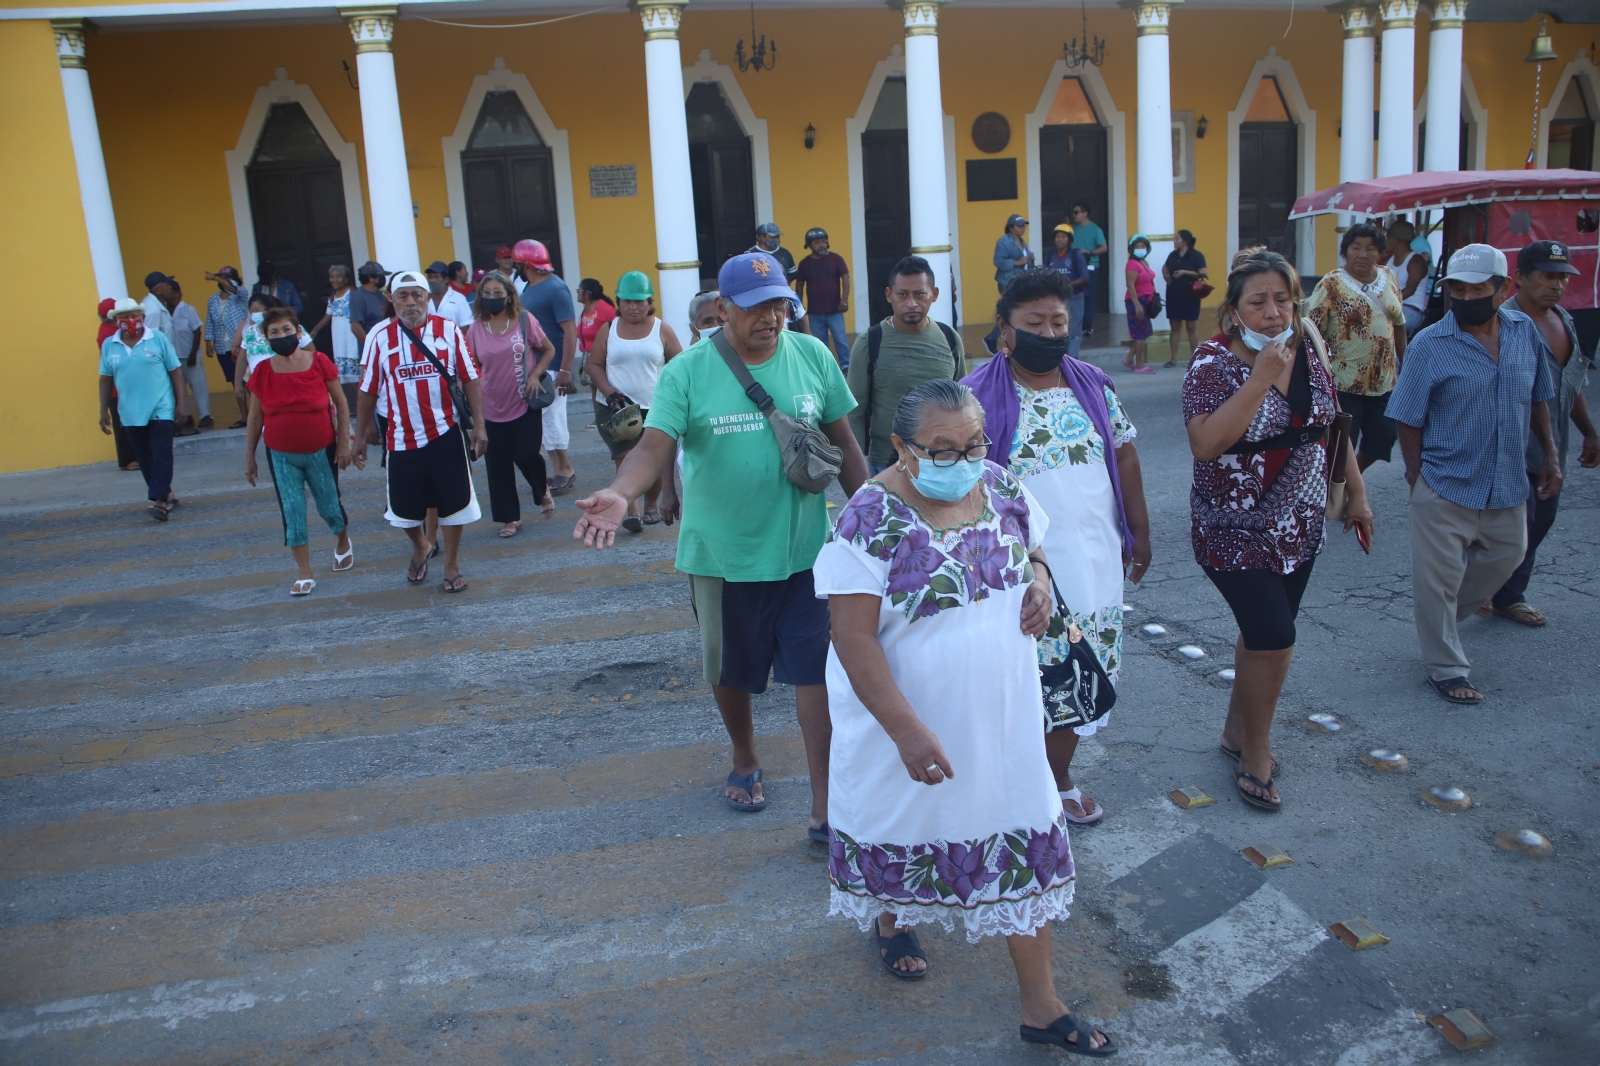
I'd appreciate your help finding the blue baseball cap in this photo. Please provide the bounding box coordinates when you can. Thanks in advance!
[717,252,801,311]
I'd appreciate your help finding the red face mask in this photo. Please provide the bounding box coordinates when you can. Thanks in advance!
[118,316,144,340]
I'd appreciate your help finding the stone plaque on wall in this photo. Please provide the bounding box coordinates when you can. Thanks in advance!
[589,165,637,198]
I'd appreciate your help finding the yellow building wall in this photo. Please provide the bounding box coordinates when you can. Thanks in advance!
[13,6,1598,472]
[0,20,108,473]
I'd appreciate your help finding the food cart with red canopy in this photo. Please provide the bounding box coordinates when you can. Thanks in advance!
[1290,169,1600,356]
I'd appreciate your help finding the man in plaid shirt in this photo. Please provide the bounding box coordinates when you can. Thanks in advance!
[203,266,250,428]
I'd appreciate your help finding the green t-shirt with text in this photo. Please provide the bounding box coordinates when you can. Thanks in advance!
[645,329,856,582]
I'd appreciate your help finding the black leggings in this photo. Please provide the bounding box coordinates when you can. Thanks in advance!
[1203,558,1316,652]
[484,407,547,524]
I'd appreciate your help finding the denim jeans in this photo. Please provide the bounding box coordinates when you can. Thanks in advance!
[809,312,850,369]
[123,420,174,501]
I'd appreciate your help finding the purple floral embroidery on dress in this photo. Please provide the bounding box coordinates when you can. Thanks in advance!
[827,470,1033,622]
[829,816,1076,911]
[860,845,914,901]
[887,524,948,595]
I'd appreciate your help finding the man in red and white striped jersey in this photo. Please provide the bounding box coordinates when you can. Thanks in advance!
[354,270,489,594]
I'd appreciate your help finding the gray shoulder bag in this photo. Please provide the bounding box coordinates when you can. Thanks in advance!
[711,329,842,494]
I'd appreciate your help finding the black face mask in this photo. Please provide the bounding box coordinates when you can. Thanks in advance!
[1008,328,1072,373]
[1451,294,1497,327]
[479,296,507,316]
[268,335,300,356]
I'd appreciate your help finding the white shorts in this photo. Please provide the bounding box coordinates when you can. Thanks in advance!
[543,391,570,451]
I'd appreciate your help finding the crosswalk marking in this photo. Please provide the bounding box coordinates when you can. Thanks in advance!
[0,734,810,879]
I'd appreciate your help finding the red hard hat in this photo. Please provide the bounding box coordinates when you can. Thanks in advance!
[513,239,552,271]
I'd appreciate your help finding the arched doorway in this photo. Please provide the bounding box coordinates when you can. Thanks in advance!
[860,76,910,325]
[246,101,354,324]
[1237,76,1297,261]
[1548,77,1596,170]
[686,82,755,289]
[1038,76,1110,321]
[460,91,562,275]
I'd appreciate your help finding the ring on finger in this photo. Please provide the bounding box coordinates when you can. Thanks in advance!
[925,765,940,773]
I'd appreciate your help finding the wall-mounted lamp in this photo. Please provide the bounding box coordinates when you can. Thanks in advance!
[804,123,816,149]
[1196,115,1208,139]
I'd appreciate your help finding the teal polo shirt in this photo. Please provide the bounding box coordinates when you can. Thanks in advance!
[100,328,180,426]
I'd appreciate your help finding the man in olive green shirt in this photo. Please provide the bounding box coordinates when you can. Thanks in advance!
[847,255,969,473]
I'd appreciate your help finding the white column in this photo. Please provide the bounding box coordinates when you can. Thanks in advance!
[901,1,954,327]
[1423,0,1466,172]
[51,20,126,301]
[639,0,698,346]
[1132,0,1179,332]
[1335,4,1377,187]
[343,7,418,269]
[1376,0,1419,177]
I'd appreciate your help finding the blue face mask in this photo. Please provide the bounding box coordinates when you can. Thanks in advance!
[911,456,986,502]
[251,311,265,324]
[1132,247,1149,260]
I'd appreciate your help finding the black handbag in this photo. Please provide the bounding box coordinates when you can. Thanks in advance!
[398,320,473,435]
[1038,576,1116,729]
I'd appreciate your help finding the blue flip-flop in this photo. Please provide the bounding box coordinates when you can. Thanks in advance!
[723,769,766,812]
[807,820,830,844]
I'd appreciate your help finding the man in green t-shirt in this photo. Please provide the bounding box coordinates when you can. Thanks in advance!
[574,252,867,835]
[1069,201,1109,336]
[847,255,968,474]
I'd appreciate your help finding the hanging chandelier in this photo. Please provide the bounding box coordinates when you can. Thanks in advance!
[735,2,777,73]
[1063,1,1105,69]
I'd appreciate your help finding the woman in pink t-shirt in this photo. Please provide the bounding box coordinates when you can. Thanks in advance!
[1123,234,1158,374]
[465,271,558,537]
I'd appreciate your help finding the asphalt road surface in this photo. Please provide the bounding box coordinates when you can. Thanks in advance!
[1,351,1595,1064]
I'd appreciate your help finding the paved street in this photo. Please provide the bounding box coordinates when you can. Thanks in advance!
[1,350,1596,1065]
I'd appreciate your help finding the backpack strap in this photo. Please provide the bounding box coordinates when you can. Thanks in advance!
[936,321,961,378]
[862,324,884,452]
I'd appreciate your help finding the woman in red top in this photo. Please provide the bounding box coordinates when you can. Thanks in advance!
[574,278,617,411]
[245,307,358,596]
[1123,234,1158,374]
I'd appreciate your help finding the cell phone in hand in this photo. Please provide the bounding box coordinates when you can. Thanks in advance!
[1355,523,1370,554]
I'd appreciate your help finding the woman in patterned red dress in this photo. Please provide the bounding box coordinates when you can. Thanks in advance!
[1182,251,1375,811]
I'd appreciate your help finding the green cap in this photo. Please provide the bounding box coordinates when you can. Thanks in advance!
[616,270,654,300]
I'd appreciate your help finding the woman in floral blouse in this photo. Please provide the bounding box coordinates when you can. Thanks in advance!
[818,380,1116,1057]
[1183,251,1375,811]
[966,268,1152,827]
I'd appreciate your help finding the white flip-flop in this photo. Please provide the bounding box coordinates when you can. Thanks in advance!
[333,537,354,571]
[290,578,316,596]
[1060,787,1105,825]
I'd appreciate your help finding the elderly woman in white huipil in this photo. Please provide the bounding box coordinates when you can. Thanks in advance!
[816,380,1116,1057]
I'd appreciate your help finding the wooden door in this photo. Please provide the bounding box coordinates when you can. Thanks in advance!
[862,129,910,325]
[1238,123,1298,263]
[247,102,353,326]
[689,139,755,283]
[1039,123,1109,317]
[461,91,562,275]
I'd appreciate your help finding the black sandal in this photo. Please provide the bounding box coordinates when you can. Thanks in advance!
[1020,1012,1117,1056]
[1428,675,1484,704]
[1235,768,1282,812]
[1219,743,1281,778]
[876,928,928,981]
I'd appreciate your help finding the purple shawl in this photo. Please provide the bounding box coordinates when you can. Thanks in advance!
[963,352,1135,551]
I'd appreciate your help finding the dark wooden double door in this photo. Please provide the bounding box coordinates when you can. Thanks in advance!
[462,153,562,275]
[690,141,754,287]
[1238,123,1298,263]
[246,102,353,326]
[861,130,910,325]
[1039,123,1109,318]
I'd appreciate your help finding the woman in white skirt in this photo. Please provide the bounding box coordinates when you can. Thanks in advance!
[311,265,361,410]
[818,379,1116,1057]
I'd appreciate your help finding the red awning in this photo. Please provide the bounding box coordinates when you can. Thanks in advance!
[1290,169,1600,219]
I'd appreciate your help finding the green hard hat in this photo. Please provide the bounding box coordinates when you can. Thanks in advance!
[616,270,654,300]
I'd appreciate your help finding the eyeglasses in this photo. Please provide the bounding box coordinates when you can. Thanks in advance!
[906,436,992,467]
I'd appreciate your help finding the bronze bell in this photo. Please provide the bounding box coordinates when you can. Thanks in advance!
[1524,16,1557,64]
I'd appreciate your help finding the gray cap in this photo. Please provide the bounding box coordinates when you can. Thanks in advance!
[1443,243,1508,285]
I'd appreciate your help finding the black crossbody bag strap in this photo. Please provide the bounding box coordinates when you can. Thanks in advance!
[863,323,884,451]
[711,328,775,412]
[397,321,454,385]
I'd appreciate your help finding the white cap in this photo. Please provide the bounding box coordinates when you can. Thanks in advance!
[387,269,428,294]
[1443,243,1508,285]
